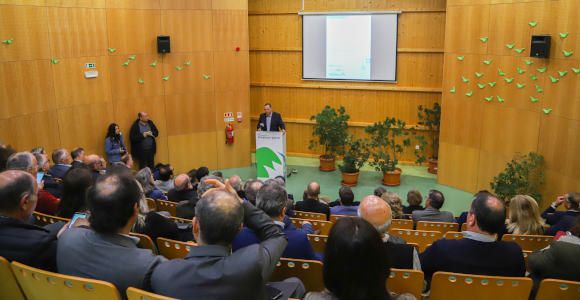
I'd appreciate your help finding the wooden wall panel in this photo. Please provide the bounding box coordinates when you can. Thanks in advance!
[398,12,446,50]
[212,0,247,10]
[444,5,489,55]
[476,150,511,194]
[52,56,112,109]
[106,9,161,55]
[47,7,108,58]
[165,93,216,136]
[0,0,45,5]
[447,0,489,6]
[112,96,168,140]
[214,51,250,91]
[304,0,447,10]
[216,128,251,169]
[160,10,213,53]
[109,53,165,100]
[0,5,51,62]
[249,15,301,49]
[542,59,580,121]
[46,0,105,8]
[213,10,248,51]
[442,53,488,102]
[439,98,483,149]
[437,142,479,193]
[154,136,170,166]
[537,115,580,183]
[168,132,218,173]
[0,110,61,153]
[160,0,212,10]
[0,60,56,119]
[105,0,160,9]
[550,0,580,61]
[248,0,302,13]
[215,90,250,131]
[162,52,215,96]
[537,170,580,209]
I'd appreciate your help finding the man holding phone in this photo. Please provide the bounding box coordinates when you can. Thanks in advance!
[541,192,580,235]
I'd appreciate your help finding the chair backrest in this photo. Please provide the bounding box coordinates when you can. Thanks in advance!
[535,278,580,300]
[11,261,121,300]
[54,178,62,183]
[146,198,158,212]
[429,272,533,300]
[33,211,71,227]
[290,218,333,235]
[501,234,554,251]
[129,232,157,255]
[294,211,326,221]
[461,223,467,231]
[0,256,26,300]
[522,250,531,273]
[390,219,414,231]
[169,216,193,224]
[269,258,324,293]
[307,234,328,253]
[156,237,196,260]
[389,229,443,252]
[417,221,459,234]
[157,200,177,217]
[542,224,550,231]
[126,287,179,300]
[329,214,355,222]
[407,243,420,253]
[454,215,460,220]
[387,269,424,300]
[443,231,464,240]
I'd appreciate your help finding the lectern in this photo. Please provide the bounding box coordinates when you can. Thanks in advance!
[255,131,287,181]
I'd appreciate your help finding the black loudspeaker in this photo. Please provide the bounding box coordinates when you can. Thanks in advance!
[530,35,550,58]
[157,36,170,54]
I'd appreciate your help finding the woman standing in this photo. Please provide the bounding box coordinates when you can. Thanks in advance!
[104,123,126,164]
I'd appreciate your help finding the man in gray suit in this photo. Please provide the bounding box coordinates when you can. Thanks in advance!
[411,189,453,229]
[57,173,167,300]
[151,179,305,300]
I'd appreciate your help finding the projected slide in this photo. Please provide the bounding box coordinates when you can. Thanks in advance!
[326,15,372,80]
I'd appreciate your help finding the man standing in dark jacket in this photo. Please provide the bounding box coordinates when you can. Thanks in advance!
[130,111,159,170]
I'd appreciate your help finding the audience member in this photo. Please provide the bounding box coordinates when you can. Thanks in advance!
[330,186,358,216]
[175,175,223,220]
[295,182,330,220]
[382,192,409,220]
[0,140,5,148]
[266,177,296,217]
[275,175,294,200]
[57,174,167,300]
[403,190,425,214]
[85,154,102,181]
[152,163,163,181]
[71,147,85,165]
[48,148,71,179]
[135,168,167,203]
[104,123,127,164]
[304,217,416,300]
[541,192,580,236]
[229,174,246,199]
[244,179,263,206]
[506,195,544,235]
[186,168,198,187]
[154,165,174,193]
[358,195,420,270]
[554,216,580,244]
[167,174,196,203]
[109,163,131,175]
[120,154,133,168]
[0,145,17,172]
[31,147,48,159]
[129,111,159,169]
[374,186,387,197]
[55,168,93,219]
[411,189,453,228]
[195,166,209,182]
[212,171,223,180]
[34,153,62,198]
[151,180,305,299]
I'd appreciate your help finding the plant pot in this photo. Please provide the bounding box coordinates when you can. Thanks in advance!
[428,158,438,174]
[318,156,336,172]
[341,170,360,187]
[382,167,402,186]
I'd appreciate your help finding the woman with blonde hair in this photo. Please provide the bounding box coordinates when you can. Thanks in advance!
[506,195,545,235]
[381,192,409,219]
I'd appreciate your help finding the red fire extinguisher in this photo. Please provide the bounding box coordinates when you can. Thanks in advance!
[226,124,234,144]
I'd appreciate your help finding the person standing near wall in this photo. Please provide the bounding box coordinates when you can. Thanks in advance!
[130,112,159,170]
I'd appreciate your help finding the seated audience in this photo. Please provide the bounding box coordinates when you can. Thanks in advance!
[295,182,330,220]
[374,186,387,197]
[229,174,246,199]
[330,186,358,216]
[85,154,102,181]
[0,145,17,172]
[274,176,294,201]
[135,168,167,202]
[212,171,224,180]
[104,123,127,164]
[71,147,85,166]
[266,178,296,217]
[358,195,420,271]
[152,180,306,299]
[175,175,223,219]
[154,165,174,193]
[167,174,196,203]
[186,168,198,188]
[411,189,453,228]
[195,166,209,183]
[48,148,71,179]
[34,153,62,198]
[541,192,580,236]
[304,217,416,300]
[120,154,133,168]
[57,174,167,300]
[420,191,526,285]
[31,147,48,159]
[99,157,108,174]
[55,168,93,219]
[403,190,425,214]
[152,163,163,181]
[506,195,544,235]
[382,192,409,220]
[244,179,263,206]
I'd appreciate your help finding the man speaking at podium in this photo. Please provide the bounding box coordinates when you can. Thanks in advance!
[257,103,286,134]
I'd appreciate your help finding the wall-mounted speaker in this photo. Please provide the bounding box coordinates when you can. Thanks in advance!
[530,35,550,58]
[157,36,170,54]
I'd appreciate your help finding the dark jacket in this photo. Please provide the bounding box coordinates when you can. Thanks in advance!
[0,216,59,272]
[146,189,167,203]
[176,196,199,220]
[257,112,285,132]
[528,240,580,299]
[295,198,331,220]
[48,164,70,179]
[541,206,580,236]
[167,188,196,204]
[129,119,159,157]
[403,205,424,215]
[42,173,62,198]
[92,170,102,182]
[385,241,414,270]
[138,211,193,244]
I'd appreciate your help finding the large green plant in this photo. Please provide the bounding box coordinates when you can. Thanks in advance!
[338,135,370,174]
[490,152,545,203]
[413,102,441,165]
[309,105,350,159]
[365,117,412,173]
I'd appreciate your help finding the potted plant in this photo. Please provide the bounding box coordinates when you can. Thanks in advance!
[365,117,412,186]
[490,152,545,205]
[338,135,370,186]
[413,102,441,174]
[309,105,350,171]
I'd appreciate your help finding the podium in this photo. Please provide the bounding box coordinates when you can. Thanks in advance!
[255,131,287,181]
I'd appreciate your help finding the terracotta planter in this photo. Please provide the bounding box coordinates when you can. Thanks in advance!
[382,167,403,186]
[341,170,360,187]
[318,156,336,172]
[428,158,438,174]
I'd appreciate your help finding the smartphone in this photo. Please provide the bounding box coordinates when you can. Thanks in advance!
[69,212,87,228]
[36,172,44,184]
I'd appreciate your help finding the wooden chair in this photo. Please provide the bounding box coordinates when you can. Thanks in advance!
[329,214,355,222]
[156,237,196,260]
[269,258,324,293]
[461,223,467,231]
[389,229,443,252]
[429,272,533,300]
[290,218,333,236]
[54,178,62,183]
[33,211,71,227]
[11,261,122,300]
[307,234,328,253]
[129,232,157,255]
[501,234,554,251]
[444,231,465,240]
[294,211,326,221]
[387,269,424,300]
[542,224,550,231]
[417,221,459,234]
[535,278,580,300]
[390,219,414,231]
[0,256,26,300]
[454,216,460,220]
[157,200,178,217]
[126,287,179,300]
[169,216,193,224]
[523,250,531,273]
[407,243,420,253]
[146,198,158,212]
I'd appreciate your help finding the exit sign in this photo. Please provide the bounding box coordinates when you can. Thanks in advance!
[85,63,96,69]
[224,112,233,117]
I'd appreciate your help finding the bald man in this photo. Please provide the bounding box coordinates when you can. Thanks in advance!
[85,154,102,181]
[228,175,246,200]
[167,174,196,203]
[129,111,159,169]
[295,182,330,220]
[358,195,420,271]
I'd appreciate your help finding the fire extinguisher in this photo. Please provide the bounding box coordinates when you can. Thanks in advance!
[226,124,234,144]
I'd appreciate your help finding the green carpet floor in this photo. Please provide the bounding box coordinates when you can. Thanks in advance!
[213,155,474,216]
